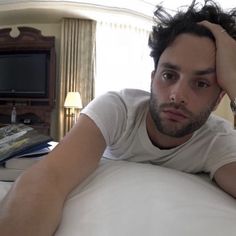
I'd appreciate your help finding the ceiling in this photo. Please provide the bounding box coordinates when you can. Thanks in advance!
[0,0,234,26]
[0,0,156,26]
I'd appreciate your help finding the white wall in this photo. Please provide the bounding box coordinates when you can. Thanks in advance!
[214,96,234,124]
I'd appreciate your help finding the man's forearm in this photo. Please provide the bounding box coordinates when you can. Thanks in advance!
[0,115,106,235]
[214,162,236,198]
[0,164,66,236]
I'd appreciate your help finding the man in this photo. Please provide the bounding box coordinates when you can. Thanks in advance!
[1,0,236,235]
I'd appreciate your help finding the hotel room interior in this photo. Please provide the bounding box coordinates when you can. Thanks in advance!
[0,1,236,235]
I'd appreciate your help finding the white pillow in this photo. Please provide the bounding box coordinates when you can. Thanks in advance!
[55,160,236,236]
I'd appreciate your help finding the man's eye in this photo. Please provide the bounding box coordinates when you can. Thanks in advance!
[196,80,210,88]
[162,72,175,81]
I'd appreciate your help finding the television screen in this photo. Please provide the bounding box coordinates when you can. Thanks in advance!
[0,53,48,98]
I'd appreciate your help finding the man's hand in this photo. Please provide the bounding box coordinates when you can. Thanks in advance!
[199,20,236,100]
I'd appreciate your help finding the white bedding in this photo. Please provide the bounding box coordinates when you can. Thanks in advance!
[0,160,236,235]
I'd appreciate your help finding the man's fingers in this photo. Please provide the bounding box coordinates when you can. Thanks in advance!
[198,20,231,43]
[198,20,226,36]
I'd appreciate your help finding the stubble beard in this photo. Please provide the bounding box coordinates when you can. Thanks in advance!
[149,91,217,138]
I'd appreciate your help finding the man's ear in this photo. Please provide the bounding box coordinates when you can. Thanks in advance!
[213,91,226,111]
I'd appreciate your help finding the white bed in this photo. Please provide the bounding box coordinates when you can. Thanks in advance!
[0,159,236,235]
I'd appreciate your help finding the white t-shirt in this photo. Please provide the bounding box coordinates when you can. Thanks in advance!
[82,89,236,179]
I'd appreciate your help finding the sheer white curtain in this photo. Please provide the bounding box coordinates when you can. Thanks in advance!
[95,22,153,97]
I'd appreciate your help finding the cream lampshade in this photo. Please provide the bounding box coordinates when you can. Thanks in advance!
[64,92,83,109]
[64,92,83,125]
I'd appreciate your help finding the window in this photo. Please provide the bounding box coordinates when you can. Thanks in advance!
[95,21,153,96]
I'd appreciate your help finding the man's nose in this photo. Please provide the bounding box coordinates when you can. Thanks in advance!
[169,81,189,105]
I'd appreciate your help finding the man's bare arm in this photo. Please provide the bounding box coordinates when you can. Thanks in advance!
[0,114,106,236]
[214,162,236,198]
[198,22,236,198]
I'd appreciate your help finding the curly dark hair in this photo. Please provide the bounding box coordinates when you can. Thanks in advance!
[149,0,236,70]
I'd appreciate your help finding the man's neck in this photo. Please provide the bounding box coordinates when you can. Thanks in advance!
[146,111,193,149]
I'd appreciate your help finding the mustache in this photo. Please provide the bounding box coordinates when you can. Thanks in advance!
[159,102,194,117]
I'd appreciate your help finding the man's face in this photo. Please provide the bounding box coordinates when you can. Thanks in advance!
[149,33,223,137]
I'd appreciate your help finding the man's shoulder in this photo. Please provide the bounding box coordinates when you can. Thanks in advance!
[82,89,150,120]
[105,89,150,108]
[205,114,234,134]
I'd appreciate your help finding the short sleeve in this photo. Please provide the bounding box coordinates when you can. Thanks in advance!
[81,92,128,146]
[204,132,236,179]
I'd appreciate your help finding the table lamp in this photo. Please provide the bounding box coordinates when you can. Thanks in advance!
[64,92,83,125]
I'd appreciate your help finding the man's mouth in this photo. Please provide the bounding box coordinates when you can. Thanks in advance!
[162,108,189,122]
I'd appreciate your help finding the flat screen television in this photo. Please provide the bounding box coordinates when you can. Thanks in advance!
[0,52,49,98]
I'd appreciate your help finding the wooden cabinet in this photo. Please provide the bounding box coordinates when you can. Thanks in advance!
[0,27,56,135]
